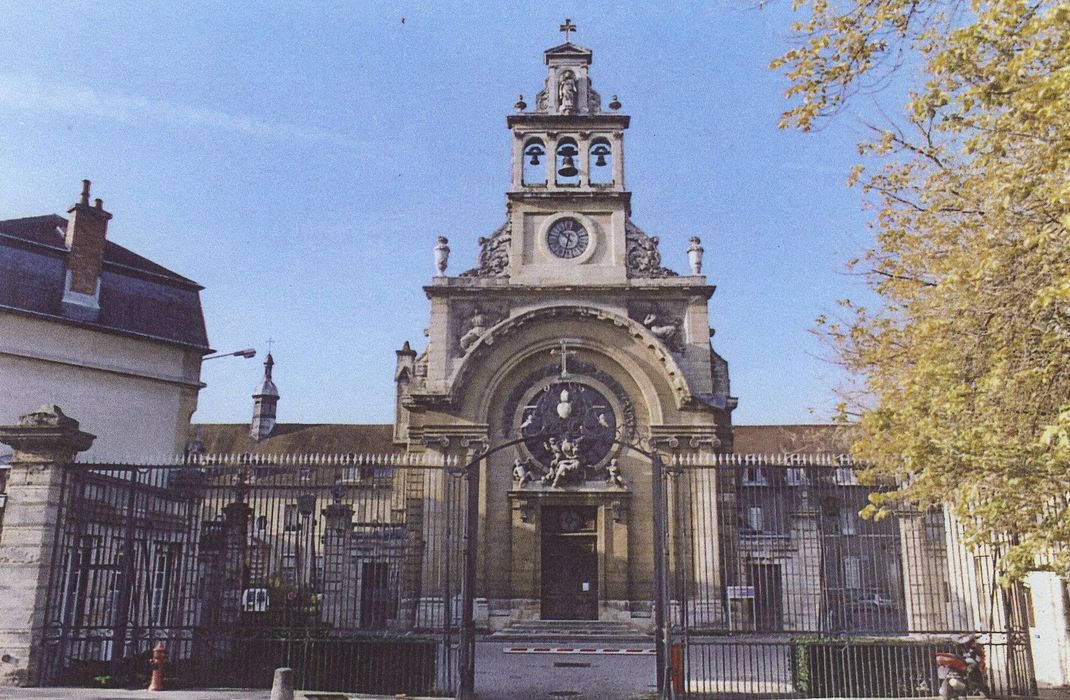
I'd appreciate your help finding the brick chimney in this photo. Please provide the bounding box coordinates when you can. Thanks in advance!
[62,179,112,321]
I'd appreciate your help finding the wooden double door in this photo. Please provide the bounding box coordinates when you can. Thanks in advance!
[541,506,599,620]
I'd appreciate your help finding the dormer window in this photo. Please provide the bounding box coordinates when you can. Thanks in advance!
[555,138,580,186]
[523,139,547,185]
[589,138,613,185]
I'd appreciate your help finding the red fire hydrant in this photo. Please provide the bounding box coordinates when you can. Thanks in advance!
[147,642,167,691]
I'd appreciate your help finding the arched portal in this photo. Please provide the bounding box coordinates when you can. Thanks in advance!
[415,305,718,630]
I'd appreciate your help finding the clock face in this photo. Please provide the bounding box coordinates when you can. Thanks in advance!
[547,218,590,259]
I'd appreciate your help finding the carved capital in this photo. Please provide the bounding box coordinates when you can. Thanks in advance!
[689,435,721,449]
[650,435,680,450]
[421,434,451,449]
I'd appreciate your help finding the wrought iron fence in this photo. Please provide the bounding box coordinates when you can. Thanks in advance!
[660,454,1036,698]
[38,453,466,696]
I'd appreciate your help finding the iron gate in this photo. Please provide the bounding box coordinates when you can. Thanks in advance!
[38,452,467,696]
[654,454,1036,698]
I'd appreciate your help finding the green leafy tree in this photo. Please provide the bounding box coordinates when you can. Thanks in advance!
[772,0,1070,578]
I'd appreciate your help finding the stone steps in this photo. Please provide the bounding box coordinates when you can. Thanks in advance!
[490,619,653,642]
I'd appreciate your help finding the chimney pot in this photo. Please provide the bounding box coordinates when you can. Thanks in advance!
[62,180,111,320]
[94,198,103,210]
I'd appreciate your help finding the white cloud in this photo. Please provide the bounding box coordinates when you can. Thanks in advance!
[0,73,364,148]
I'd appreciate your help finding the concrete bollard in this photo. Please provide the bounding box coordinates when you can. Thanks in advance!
[270,667,294,700]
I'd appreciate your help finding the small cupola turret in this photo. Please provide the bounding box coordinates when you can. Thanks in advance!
[250,353,279,441]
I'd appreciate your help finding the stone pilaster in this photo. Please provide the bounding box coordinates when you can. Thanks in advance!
[0,405,94,686]
[897,509,951,632]
[784,490,823,631]
[320,501,355,627]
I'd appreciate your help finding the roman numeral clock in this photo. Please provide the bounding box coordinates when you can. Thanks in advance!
[546,217,589,259]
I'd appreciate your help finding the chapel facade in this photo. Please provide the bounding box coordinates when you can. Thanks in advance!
[393,38,735,625]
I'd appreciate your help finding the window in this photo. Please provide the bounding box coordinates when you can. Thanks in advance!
[746,506,764,533]
[284,504,300,531]
[785,467,809,486]
[924,509,946,544]
[59,534,95,628]
[839,508,858,535]
[149,543,178,627]
[742,467,767,486]
[843,556,862,590]
[834,466,857,485]
[281,553,297,585]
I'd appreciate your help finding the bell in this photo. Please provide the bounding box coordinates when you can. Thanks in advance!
[558,156,578,178]
[525,144,544,166]
[591,144,611,167]
[557,144,579,178]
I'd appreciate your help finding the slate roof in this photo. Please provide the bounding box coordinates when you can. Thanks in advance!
[192,423,852,456]
[194,423,397,455]
[0,214,210,349]
[732,424,857,455]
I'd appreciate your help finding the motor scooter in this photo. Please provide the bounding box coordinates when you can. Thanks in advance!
[936,633,989,699]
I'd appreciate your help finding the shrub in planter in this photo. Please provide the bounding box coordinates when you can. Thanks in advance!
[790,637,951,697]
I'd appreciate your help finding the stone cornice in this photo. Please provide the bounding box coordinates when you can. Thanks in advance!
[423,280,716,299]
[506,190,631,210]
[507,114,630,129]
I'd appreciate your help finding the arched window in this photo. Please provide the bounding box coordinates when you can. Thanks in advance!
[555,137,580,186]
[589,138,613,185]
[522,138,546,185]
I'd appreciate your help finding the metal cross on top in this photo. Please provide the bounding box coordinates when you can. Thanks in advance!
[551,339,578,378]
[559,18,577,43]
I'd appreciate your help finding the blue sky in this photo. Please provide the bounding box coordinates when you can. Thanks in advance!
[0,2,884,426]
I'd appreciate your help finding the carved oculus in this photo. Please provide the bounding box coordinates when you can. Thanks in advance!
[546,218,590,259]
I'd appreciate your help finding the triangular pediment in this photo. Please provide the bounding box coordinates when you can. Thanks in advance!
[544,42,592,63]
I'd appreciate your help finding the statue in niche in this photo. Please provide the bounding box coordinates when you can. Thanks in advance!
[606,458,625,488]
[558,71,578,114]
[643,312,683,352]
[459,308,492,354]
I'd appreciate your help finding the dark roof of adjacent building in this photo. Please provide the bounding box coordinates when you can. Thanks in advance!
[192,423,853,456]
[732,424,857,455]
[194,423,396,455]
[0,214,210,349]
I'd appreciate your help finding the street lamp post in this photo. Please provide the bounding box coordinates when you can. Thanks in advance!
[203,348,257,361]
